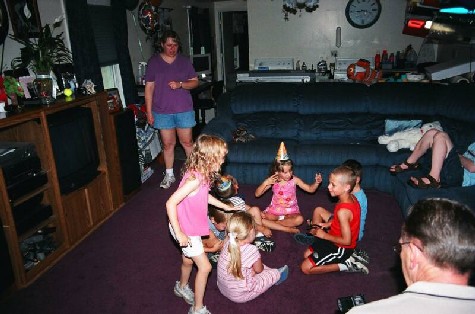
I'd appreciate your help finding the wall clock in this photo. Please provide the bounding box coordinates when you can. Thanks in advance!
[345,0,382,29]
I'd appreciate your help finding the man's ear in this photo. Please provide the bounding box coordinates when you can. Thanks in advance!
[409,242,424,270]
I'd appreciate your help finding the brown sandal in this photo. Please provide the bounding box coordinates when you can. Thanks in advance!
[389,161,419,175]
[408,174,441,189]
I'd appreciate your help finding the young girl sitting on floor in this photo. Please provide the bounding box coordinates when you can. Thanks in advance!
[217,211,288,303]
[255,142,323,233]
[215,174,275,252]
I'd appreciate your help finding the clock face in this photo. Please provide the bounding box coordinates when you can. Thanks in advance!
[345,0,382,29]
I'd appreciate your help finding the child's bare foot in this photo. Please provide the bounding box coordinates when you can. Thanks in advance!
[262,227,272,238]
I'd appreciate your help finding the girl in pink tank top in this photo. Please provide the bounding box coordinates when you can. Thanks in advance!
[255,142,323,234]
[167,134,233,314]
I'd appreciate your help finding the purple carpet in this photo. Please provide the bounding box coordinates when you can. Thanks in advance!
[0,162,406,314]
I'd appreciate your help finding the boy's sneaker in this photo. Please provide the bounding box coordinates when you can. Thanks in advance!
[344,256,369,274]
[160,173,176,189]
[352,248,370,265]
[275,265,289,285]
[208,252,220,269]
[173,281,194,305]
[254,236,276,252]
[188,305,211,314]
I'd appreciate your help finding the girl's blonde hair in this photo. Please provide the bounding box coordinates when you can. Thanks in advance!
[226,211,255,279]
[182,134,228,185]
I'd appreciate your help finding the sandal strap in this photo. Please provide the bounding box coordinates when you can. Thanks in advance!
[409,174,441,189]
[426,174,440,185]
[403,161,419,169]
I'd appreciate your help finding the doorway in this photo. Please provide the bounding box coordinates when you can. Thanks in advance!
[219,11,249,91]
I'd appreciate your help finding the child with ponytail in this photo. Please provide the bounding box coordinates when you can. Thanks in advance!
[216,211,288,303]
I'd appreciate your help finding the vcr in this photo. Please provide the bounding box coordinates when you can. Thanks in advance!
[0,142,51,235]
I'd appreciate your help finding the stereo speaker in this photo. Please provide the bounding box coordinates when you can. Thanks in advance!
[114,109,142,196]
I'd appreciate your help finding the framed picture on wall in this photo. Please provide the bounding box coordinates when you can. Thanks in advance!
[106,88,122,113]
[6,0,41,37]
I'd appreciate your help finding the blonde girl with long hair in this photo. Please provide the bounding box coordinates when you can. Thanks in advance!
[167,134,234,314]
[216,211,288,303]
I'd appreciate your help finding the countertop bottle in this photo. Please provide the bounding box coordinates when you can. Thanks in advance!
[382,50,388,63]
[301,62,307,71]
[375,51,381,70]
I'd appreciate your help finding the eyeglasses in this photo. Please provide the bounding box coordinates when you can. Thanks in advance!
[393,241,423,254]
[393,241,411,254]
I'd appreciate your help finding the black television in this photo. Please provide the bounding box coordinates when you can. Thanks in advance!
[47,107,100,195]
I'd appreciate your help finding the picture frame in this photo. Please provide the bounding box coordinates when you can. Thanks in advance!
[52,63,77,92]
[6,0,42,38]
[105,88,122,113]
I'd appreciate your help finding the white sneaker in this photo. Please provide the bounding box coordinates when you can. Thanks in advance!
[344,256,369,274]
[352,248,370,265]
[160,173,176,189]
[188,305,211,314]
[173,281,194,305]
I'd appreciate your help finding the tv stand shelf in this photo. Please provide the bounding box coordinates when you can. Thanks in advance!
[0,93,117,293]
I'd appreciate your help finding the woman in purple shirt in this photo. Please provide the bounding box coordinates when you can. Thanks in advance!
[145,30,199,189]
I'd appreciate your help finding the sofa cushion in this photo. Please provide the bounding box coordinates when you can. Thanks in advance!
[298,83,370,114]
[368,83,446,116]
[226,139,299,164]
[230,83,299,114]
[391,172,475,216]
[299,114,384,141]
[235,112,300,139]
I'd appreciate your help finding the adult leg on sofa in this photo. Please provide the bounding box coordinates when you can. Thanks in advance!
[390,130,455,187]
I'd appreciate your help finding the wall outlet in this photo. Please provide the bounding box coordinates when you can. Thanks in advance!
[331,50,338,57]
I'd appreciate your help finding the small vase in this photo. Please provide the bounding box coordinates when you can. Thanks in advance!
[34,74,54,105]
[8,93,22,111]
[9,93,18,106]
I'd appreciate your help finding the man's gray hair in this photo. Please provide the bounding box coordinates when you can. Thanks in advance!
[404,198,475,274]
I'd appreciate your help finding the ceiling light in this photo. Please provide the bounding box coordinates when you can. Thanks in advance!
[281,0,319,20]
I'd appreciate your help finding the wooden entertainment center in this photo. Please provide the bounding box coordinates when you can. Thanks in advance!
[0,92,129,293]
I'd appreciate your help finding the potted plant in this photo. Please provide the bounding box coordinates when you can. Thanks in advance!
[9,16,72,104]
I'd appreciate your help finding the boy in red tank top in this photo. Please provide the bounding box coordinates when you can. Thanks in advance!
[298,166,369,275]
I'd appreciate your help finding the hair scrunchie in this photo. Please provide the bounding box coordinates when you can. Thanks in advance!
[229,232,237,246]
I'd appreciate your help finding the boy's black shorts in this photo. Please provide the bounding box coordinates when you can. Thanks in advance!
[308,237,353,266]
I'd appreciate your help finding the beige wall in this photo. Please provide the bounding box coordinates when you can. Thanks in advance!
[1,1,426,80]
[247,0,424,70]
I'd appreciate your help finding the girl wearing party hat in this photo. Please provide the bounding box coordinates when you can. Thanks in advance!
[255,142,323,233]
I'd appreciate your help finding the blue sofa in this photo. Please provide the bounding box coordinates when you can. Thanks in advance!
[203,82,475,216]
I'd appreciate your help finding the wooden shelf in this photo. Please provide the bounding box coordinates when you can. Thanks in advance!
[0,92,118,292]
[11,182,49,208]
